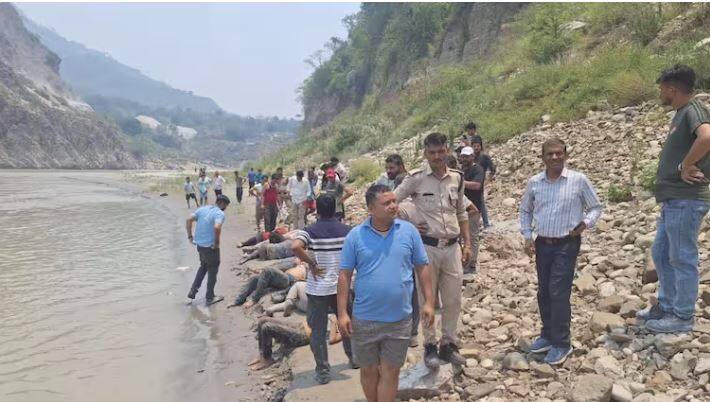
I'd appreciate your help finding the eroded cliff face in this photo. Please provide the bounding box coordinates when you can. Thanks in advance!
[0,3,138,168]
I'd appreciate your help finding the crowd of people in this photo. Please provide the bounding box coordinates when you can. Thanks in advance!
[182,65,710,402]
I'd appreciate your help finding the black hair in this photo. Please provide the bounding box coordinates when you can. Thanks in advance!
[365,184,391,207]
[384,154,404,166]
[269,231,285,244]
[657,64,695,94]
[316,194,336,218]
[541,137,567,154]
[296,170,304,177]
[423,132,448,148]
[330,157,339,163]
[271,173,279,180]
[465,122,477,131]
[447,155,459,169]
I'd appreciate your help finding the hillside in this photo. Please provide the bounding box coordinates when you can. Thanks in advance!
[21,16,221,114]
[264,3,710,169]
[0,3,137,168]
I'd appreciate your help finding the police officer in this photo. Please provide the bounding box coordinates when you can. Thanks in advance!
[395,132,472,369]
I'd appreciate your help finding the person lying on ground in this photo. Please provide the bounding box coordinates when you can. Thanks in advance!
[249,316,311,371]
[236,227,289,248]
[239,238,295,264]
[265,281,308,317]
[231,264,307,309]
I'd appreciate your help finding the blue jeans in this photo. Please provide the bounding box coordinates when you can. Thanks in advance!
[480,196,490,228]
[652,199,710,320]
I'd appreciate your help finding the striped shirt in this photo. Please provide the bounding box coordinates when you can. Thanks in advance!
[294,218,351,296]
[520,167,603,240]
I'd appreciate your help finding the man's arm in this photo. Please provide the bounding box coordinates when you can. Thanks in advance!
[186,216,195,241]
[341,185,353,202]
[415,264,435,328]
[291,237,324,279]
[681,123,710,184]
[578,176,603,231]
[336,270,354,337]
[487,155,497,178]
[394,174,416,202]
[212,223,222,249]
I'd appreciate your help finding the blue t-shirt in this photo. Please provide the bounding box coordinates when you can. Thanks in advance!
[248,171,256,182]
[192,205,226,247]
[340,217,429,322]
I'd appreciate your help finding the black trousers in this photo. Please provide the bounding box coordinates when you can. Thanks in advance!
[535,237,581,347]
[236,187,243,203]
[264,203,278,232]
[191,246,220,299]
[234,267,294,304]
[411,274,420,337]
[306,293,353,372]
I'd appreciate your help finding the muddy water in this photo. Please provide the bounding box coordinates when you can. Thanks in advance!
[0,170,245,402]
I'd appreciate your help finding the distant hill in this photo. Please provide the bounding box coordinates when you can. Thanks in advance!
[22,16,221,113]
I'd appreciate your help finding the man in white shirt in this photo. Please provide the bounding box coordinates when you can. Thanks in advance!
[213,171,226,197]
[288,170,311,229]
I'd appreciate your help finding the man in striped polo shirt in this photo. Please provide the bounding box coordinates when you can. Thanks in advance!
[520,137,603,365]
[292,194,353,384]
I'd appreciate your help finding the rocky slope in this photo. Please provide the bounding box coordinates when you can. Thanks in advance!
[0,3,137,168]
[338,96,710,402]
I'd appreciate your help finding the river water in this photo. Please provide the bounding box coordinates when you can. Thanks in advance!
[0,170,232,402]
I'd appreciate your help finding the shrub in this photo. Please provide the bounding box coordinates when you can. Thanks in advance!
[640,161,658,193]
[629,4,663,45]
[607,71,656,107]
[607,184,634,202]
[348,159,381,186]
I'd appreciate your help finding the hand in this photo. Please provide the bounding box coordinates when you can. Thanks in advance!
[421,303,435,328]
[681,164,708,185]
[211,243,219,250]
[187,235,193,242]
[309,263,326,279]
[569,222,587,237]
[524,239,535,258]
[461,245,473,265]
[338,314,353,338]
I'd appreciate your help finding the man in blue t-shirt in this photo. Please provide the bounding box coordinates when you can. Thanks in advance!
[337,184,434,402]
[186,194,230,303]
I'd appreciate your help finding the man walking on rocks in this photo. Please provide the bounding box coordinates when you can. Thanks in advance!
[460,146,484,274]
[395,132,472,369]
[338,184,434,402]
[639,65,710,333]
[470,135,495,229]
[520,138,602,365]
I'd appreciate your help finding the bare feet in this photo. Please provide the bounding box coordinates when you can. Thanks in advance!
[248,357,261,366]
[243,299,255,309]
[251,357,275,370]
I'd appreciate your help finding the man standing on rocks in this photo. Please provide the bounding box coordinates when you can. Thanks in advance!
[292,194,354,384]
[395,132,472,369]
[337,184,434,402]
[639,65,710,333]
[186,194,231,304]
[460,146,484,274]
[262,174,280,232]
[520,138,602,365]
[376,154,408,191]
[470,136,495,229]
[288,170,310,230]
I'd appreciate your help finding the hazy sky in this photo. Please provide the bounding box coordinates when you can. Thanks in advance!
[18,2,360,118]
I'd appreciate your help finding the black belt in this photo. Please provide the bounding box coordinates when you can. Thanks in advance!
[536,235,579,245]
[421,235,459,248]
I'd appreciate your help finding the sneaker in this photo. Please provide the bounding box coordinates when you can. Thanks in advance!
[636,304,665,322]
[544,345,573,366]
[423,344,440,370]
[439,343,466,366]
[282,300,295,317]
[187,289,197,300]
[314,370,331,385]
[646,315,693,334]
[529,337,553,354]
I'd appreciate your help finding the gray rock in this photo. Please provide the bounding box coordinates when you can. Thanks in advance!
[464,382,498,400]
[611,383,633,402]
[694,356,710,374]
[570,374,614,402]
[590,312,626,333]
[397,361,452,400]
[532,362,556,378]
[599,295,624,313]
[595,355,623,376]
[576,273,597,295]
[502,352,529,371]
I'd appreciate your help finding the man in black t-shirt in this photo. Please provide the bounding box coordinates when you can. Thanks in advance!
[470,136,495,228]
[460,146,484,273]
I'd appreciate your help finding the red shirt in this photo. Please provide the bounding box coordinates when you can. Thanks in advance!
[263,186,278,205]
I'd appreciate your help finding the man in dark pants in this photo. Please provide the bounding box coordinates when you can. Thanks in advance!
[292,194,354,384]
[231,264,306,309]
[262,174,280,231]
[520,138,602,365]
[234,170,245,203]
[186,194,231,303]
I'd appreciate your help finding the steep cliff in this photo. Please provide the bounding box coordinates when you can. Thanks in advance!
[0,3,137,168]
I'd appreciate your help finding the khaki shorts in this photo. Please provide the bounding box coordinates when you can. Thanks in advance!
[351,318,411,368]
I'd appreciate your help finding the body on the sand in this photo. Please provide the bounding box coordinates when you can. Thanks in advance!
[338,184,435,402]
[186,194,231,304]
[520,137,602,365]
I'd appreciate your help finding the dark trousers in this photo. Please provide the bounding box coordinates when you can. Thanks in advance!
[214,188,222,196]
[235,267,293,304]
[307,293,353,372]
[236,187,243,203]
[257,317,310,359]
[411,274,420,337]
[191,246,220,299]
[264,203,278,232]
[535,237,581,347]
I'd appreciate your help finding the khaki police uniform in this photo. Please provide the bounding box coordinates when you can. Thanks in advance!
[395,163,468,346]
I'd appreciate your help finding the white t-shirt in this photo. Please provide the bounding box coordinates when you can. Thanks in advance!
[288,177,311,204]
[184,182,196,194]
[214,175,226,190]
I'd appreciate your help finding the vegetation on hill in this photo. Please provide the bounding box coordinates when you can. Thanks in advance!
[263,3,710,171]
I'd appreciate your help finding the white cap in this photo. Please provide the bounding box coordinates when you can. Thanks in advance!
[460,146,474,156]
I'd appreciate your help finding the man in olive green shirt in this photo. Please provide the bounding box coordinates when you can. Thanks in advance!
[638,65,710,334]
